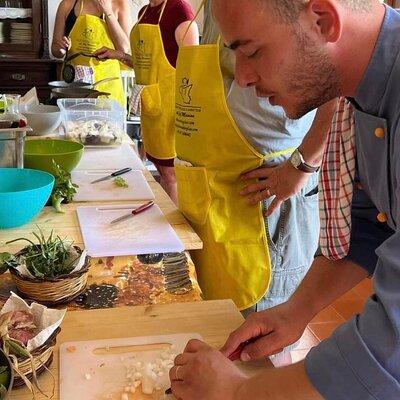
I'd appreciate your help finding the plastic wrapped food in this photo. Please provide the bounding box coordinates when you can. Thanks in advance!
[57,99,125,147]
[67,119,123,145]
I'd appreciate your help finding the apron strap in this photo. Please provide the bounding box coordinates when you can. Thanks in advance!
[263,147,296,161]
[181,0,206,45]
[79,0,84,16]
[134,1,168,28]
[158,0,168,24]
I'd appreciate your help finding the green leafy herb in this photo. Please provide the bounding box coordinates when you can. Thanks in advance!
[0,254,11,275]
[0,383,7,400]
[51,160,79,213]
[114,176,129,188]
[3,227,80,279]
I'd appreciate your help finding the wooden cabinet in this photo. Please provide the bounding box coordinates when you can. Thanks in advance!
[0,0,42,58]
[0,0,61,102]
[0,58,61,101]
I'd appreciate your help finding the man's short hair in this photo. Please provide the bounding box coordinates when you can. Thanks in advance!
[267,0,373,23]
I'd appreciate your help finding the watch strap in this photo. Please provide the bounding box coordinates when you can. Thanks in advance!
[297,162,319,173]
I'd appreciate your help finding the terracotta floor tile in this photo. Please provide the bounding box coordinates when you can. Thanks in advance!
[331,290,366,320]
[353,278,374,299]
[291,349,311,363]
[308,322,342,341]
[296,328,319,350]
[311,306,345,324]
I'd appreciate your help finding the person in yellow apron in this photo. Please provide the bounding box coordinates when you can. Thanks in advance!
[175,0,322,364]
[94,0,198,203]
[51,0,130,108]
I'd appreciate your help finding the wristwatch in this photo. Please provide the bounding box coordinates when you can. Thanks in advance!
[289,148,320,173]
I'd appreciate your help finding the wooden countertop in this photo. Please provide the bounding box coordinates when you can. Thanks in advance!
[8,300,271,400]
[0,134,203,308]
[1,135,202,252]
[0,180,202,253]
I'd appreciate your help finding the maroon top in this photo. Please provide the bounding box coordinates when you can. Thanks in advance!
[139,0,194,68]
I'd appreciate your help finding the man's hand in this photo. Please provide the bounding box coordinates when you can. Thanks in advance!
[221,302,309,361]
[94,46,124,60]
[95,0,113,15]
[240,160,311,216]
[169,339,247,400]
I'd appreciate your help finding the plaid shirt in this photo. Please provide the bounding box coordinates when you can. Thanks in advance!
[319,97,356,260]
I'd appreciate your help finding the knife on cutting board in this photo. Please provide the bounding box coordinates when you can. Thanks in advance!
[109,200,155,225]
[91,167,132,184]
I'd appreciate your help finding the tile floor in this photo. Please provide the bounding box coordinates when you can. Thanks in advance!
[290,278,374,363]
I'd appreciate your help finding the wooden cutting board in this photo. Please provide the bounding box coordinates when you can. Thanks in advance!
[59,333,202,400]
[77,204,185,257]
[75,144,145,171]
[72,170,155,202]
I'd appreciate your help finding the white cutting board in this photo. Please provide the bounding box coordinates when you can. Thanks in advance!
[72,170,155,202]
[76,144,145,171]
[60,333,202,400]
[77,204,184,257]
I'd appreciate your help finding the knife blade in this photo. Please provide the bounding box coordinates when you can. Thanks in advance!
[109,201,155,225]
[91,167,132,184]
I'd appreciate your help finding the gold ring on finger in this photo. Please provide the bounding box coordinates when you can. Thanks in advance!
[175,365,183,381]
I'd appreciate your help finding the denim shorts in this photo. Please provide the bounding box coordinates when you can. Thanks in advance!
[242,172,320,351]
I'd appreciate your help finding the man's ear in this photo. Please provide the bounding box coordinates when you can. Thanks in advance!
[306,0,342,43]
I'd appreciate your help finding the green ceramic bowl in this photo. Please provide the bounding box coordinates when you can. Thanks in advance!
[24,139,84,175]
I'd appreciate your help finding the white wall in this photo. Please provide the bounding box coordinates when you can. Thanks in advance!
[47,0,202,57]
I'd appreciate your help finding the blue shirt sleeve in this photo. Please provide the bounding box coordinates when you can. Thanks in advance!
[305,229,400,399]
[346,188,394,275]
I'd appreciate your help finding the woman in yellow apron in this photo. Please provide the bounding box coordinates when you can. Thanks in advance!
[94,0,198,203]
[52,0,130,107]
[175,0,320,323]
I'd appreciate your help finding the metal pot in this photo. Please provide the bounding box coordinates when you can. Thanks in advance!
[0,127,30,168]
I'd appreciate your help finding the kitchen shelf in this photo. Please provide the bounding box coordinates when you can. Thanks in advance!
[0,7,32,19]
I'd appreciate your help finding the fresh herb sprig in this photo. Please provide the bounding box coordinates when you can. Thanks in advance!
[51,160,78,213]
[114,176,129,188]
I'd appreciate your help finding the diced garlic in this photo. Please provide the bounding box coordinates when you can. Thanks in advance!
[121,393,129,400]
[84,373,91,381]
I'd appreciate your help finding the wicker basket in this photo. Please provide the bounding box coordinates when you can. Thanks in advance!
[9,246,91,306]
[11,327,60,388]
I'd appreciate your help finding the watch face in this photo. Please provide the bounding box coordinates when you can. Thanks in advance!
[291,151,301,167]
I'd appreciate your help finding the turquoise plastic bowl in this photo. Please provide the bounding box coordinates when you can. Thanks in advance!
[0,168,55,229]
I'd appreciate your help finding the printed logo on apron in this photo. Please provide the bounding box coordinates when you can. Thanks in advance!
[176,77,200,138]
[134,39,152,70]
[179,78,193,105]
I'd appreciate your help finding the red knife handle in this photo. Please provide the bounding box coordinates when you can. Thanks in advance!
[132,201,155,215]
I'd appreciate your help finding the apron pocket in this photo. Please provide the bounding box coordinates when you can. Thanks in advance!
[141,83,162,116]
[175,164,211,225]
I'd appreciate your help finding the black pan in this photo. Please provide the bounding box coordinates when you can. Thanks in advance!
[48,77,118,89]
[51,87,111,99]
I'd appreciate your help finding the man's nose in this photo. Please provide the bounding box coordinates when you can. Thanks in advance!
[234,54,258,88]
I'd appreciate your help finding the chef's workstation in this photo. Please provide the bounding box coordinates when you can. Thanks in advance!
[0,84,272,399]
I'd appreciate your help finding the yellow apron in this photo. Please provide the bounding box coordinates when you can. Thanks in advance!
[175,37,294,310]
[68,0,125,107]
[130,0,176,160]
